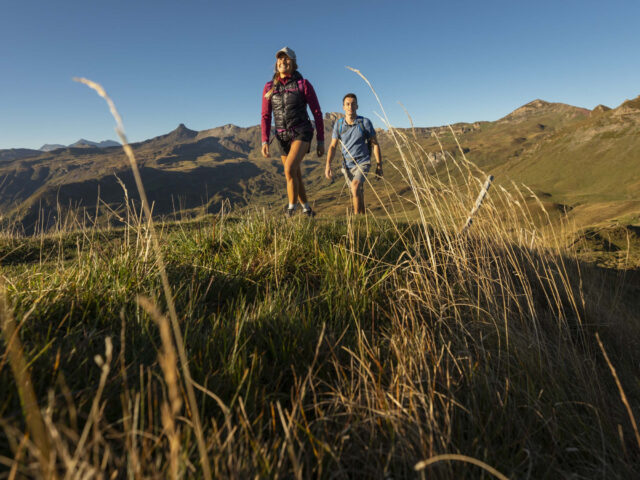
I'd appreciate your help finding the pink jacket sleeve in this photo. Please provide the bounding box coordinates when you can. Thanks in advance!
[261,82,272,144]
[303,80,324,143]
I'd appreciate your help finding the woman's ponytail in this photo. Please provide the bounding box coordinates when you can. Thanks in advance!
[264,73,280,100]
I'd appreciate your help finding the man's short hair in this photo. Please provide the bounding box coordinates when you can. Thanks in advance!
[343,93,358,104]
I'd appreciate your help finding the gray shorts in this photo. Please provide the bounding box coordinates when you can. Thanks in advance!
[342,162,370,191]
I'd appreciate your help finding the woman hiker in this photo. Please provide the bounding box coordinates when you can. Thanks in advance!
[261,46,325,217]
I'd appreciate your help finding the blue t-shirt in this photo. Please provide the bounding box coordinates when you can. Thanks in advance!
[332,116,376,168]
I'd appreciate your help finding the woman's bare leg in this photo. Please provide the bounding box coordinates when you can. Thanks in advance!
[280,155,306,204]
[282,140,309,205]
[296,167,308,204]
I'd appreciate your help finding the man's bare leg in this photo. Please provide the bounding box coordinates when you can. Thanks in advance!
[351,179,365,214]
[357,189,365,214]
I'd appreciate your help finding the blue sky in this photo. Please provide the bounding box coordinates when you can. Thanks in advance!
[1,0,639,149]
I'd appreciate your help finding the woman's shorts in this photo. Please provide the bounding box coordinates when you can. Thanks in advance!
[276,128,314,155]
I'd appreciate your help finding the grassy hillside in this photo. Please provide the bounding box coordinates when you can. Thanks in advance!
[315,97,640,230]
[364,98,640,258]
[1,136,639,477]
[1,95,639,242]
[502,98,640,205]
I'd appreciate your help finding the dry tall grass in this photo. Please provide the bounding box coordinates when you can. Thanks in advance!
[0,75,638,478]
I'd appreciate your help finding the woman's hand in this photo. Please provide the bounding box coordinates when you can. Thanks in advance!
[261,143,270,158]
[317,143,325,158]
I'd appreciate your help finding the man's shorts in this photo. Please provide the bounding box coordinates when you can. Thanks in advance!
[342,162,370,192]
[276,127,314,156]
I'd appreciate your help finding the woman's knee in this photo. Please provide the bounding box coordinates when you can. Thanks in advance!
[284,161,298,179]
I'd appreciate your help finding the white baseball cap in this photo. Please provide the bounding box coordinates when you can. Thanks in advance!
[276,46,296,61]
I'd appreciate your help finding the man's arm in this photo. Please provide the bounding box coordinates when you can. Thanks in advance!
[325,138,339,179]
[370,136,383,177]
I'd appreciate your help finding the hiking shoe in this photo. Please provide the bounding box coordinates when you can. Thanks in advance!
[303,207,315,218]
[285,207,296,217]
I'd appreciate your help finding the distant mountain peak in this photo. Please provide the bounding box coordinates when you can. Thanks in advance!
[194,123,244,140]
[40,143,66,152]
[508,99,552,118]
[525,99,550,108]
[71,139,98,148]
[216,124,242,134]
[171,123,198,138]
[69,139,120,149]
[175,123,194,132]
[40,139,120,151]
[141,123,198,147]
[500,99,589,123]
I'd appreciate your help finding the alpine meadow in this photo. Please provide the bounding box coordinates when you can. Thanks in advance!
[1,69,639,480]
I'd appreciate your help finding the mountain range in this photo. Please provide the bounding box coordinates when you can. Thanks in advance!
[40,139,121,152]
[0,96,638,234]
[0,139,121,163]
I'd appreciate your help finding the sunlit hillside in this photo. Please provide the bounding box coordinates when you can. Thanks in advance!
[1,104,639,476]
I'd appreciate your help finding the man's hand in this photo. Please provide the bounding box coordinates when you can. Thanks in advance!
[261,143,269,158]
[325,164,333,180]
[375,163,383,178]
[317,143,325,158]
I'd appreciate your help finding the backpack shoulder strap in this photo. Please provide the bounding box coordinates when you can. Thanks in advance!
[338,118,344,138]
[356,117,370,139]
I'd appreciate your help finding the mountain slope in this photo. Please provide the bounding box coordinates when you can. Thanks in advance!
[495,95,640,225]
[0,122,281,231]
[1,96,639,231]
[0,148,43,163]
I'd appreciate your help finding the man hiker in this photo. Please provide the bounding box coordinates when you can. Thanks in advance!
[325,93,383,214]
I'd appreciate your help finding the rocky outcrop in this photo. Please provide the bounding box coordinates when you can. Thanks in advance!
[612,96,640,116]
[591,104,611,115]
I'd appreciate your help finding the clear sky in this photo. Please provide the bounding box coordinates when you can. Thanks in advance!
[1,0,639,149]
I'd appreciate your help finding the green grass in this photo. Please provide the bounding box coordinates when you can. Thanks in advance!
[1,209,639,478]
